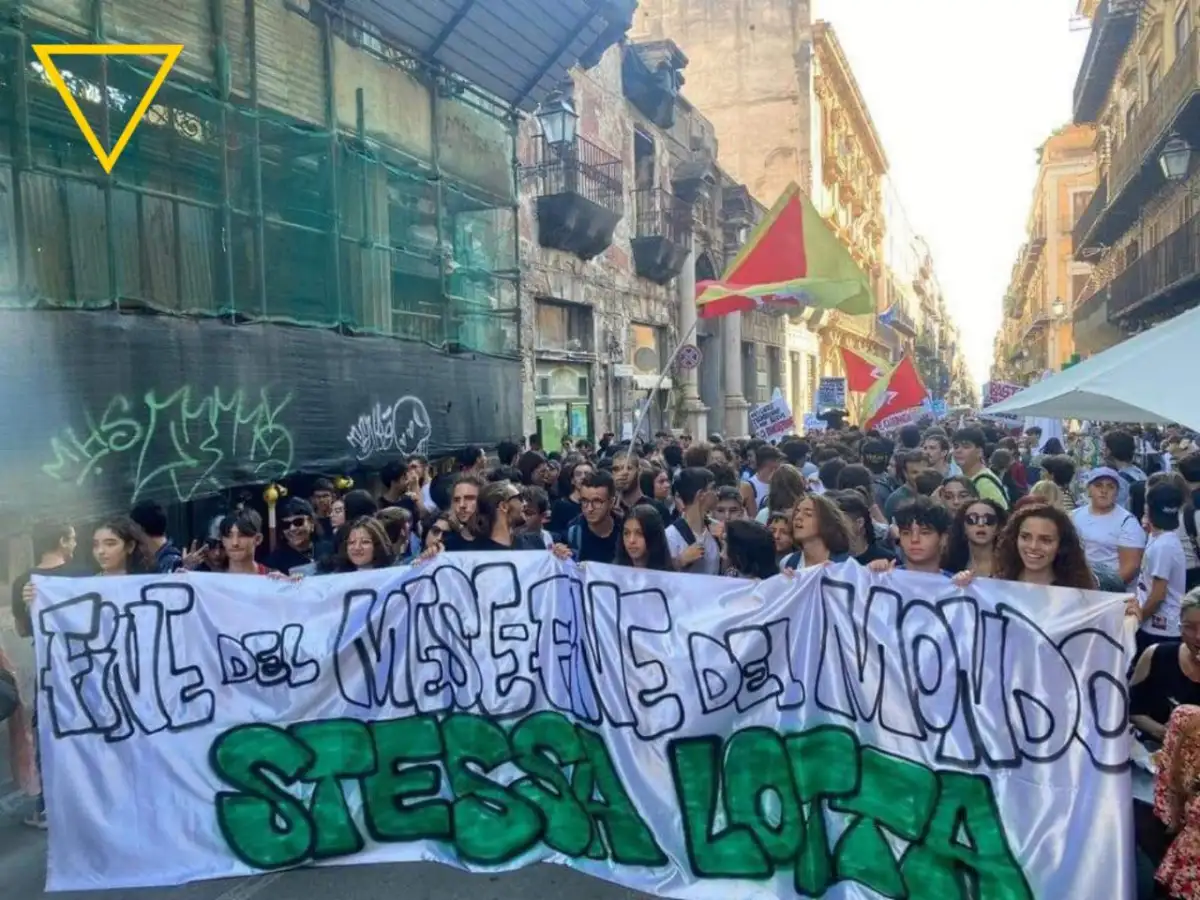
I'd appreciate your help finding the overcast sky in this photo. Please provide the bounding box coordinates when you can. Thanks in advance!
[826,0,1089,385]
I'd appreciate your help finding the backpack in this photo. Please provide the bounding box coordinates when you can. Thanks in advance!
[972,468,1007,501]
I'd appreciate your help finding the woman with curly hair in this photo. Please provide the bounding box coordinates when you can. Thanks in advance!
[995,503,1097,589]
[944,498,1007,578]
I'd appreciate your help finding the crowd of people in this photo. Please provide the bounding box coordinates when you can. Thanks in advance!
[8,418,1200,897]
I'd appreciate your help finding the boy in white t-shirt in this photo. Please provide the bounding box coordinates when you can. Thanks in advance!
[1072,467,1147,589]
[667,467,721,575]
[1136,482,1188,654]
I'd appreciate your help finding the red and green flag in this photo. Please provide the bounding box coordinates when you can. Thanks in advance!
[696,182,875,320]
[840,346,890,393]
[863,355,929,430]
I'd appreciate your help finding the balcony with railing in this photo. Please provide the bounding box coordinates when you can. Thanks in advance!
[1073,176,1108,256]
[887,303,918,337]
[1073,0,1141,124]
[631,187,693,284]
[520,133,625,261]
[1110,33,1200,203]
[1108,210,1200,320]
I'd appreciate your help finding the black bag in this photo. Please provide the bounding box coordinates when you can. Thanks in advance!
[0,668,19,724]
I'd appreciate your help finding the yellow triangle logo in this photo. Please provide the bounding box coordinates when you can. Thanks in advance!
[31,43,184,174]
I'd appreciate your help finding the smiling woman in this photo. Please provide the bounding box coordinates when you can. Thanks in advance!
[996,503,1097,589]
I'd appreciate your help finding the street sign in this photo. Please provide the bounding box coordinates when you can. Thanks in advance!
[676,343,702,371]
[613,364,635,378]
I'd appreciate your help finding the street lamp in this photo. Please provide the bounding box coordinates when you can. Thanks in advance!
[1051,297,1065,318]
[1159,134,1193,182]
[537,93,578,151]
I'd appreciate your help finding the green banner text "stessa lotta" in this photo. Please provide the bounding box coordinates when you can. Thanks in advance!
[210,711,1032,900]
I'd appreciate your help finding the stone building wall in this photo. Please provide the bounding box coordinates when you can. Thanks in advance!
[631,0,816,203]
[517,46,677,442]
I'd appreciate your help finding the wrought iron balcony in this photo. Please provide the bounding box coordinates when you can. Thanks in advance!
[1107,211,1200,320]
[1109,32,1200,205]
[886,304,918,337]
[631,188,693,285]
[1073,177,1108,257]
[1073,0,1141,124]
[521,133,624,260]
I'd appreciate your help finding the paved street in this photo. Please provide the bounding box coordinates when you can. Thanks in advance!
[1,811,653,900]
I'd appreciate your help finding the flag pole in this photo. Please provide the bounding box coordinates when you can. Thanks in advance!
[628,318,700,445]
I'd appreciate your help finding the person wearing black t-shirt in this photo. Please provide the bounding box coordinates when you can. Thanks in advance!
[468,482,546,552]
[12,523,78,639]
[441,472,486,552]
[554,470,621,564]
[549,460,594,538]
[266,497,331,573]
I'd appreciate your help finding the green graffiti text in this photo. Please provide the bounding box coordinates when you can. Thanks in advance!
[670,724,1033,900]
[209,711,666,871]
[43,386,293,504]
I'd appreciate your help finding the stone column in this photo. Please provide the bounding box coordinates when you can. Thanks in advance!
[722,311,750,437]
[676,250,709,440]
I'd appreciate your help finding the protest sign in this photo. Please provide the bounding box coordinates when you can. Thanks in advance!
[34,558,1134,898]
[748,395,794,441]
[816,377,846,412]
[802,413,828,433]
[876,406,925,430]
[982,382,1024,427]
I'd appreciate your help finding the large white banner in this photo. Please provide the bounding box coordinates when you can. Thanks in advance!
[33,555,1135,898]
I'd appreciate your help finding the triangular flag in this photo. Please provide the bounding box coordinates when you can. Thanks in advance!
[695,183,875,319]
[840,347,890,393]
[33,43,183,174]
[863,356,928,429]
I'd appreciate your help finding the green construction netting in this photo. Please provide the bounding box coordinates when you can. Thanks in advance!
[0,10,519,356]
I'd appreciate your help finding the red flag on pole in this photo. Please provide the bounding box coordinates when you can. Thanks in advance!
[863,356,928,430]
[840,347,889,393]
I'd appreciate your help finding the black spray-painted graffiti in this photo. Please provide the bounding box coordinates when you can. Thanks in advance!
[346,396,432,460]
[42,387,294,504]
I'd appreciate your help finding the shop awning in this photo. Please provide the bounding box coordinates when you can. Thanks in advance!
[346,0,635,111]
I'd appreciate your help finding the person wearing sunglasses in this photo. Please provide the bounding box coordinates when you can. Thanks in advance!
[266,497,322,574]
[944,499,1007,579]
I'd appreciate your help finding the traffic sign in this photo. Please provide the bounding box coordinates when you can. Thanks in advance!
[676,343,703,371]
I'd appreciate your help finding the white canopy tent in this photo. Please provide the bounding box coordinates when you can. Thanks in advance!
[985,302,1200,431]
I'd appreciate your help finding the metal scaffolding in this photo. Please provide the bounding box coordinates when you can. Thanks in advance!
[0,0,522,356]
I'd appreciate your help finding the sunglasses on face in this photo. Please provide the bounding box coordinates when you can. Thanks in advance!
[282,517,309,530]
[965,513,998,527]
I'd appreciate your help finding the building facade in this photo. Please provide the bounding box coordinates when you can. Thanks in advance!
[807,22,897,389]
[518,40,783,445]
[0,0,632,533]
[993,124,1099,382]
[631,3,963,423]
[1072,0,1200,354]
